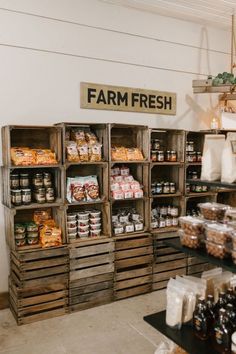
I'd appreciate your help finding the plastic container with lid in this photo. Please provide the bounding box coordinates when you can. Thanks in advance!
[67,213,77,221]
[178,229,201,249]
[205,240,228,259]
[78,225,89,232]
[77,219,89,227]
[90,229,101,237]
[179,216,205,235]
[90,223,101,231]
[78,230,89,238]
[205,223,233,245]
[77,212,90,220]
[198,202,230,221]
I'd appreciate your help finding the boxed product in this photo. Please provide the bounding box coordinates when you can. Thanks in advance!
[198,202,230,221]
[179,216,205,235]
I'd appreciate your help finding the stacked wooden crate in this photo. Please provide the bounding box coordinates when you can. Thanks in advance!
[69,239,114,311]
[114,233,153,299]
[9,247,69,325]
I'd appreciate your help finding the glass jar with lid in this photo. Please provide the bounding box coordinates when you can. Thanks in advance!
[186,141,194,152]
[157,151,164,162]
[170,151,177,162]
[165,215,172,227]
[197,152,202,162]
[160,206,168,216]
[151,183,156,195]
[170,182,176,193]
[163,182,170,194]
[166,151,171,162]
[20,173,29,188]
[192,171,198,180]
[33,173,43,187]
[159,216,166,228]
[152,139,161,150]
[155,183,163,194]
[151,150,157,162]
[10,174,19,189]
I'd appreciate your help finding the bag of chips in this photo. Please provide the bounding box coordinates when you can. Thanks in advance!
[66,141,79,162]
[111,146,127,161]
[78,144,89,162]
[89,143,102,162]
[85,130,98,145]
[84,175,100,201]
[70,177,86,202]
[34,149,57,165]
[11,147,36,166]
[33,209,51,225]
[71,129,86,146]
[40,219,62,248]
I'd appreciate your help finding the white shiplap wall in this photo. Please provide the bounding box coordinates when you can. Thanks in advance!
[0,0,230,292]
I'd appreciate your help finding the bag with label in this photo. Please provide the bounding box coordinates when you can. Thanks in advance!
[201,134,225,181]
[221,132,236,183]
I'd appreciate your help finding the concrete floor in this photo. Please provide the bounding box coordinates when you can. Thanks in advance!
[0,290,172,354]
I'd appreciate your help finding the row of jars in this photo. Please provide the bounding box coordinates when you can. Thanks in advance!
[151,215,179,229]
[151,150,177,163]
[151,181,176,195]
[186,183,208,194]
[10,172,55,206]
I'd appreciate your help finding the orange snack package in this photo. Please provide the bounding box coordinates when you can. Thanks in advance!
[40,220,62,248]
[11,147,36,166]
[34,149,57,165]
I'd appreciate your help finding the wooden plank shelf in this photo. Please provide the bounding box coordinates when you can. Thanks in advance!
[151,192,182,198]
[186,179,236,190]
[185,192,217,198]
[110,160,149,164]
[65,197,107,206]
[7,164,62,169]
[65,161,107,168]
[150,162,183,166]
[111,197,147,203]
[10,201,63,210]
[151,227,179,234]
[185,162,202,166]
[164,238,236,273]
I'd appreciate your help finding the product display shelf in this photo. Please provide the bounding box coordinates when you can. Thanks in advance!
[65,202,111,244]
[9,246,69,325]
[113,233,153,300]
[187,179,236,190]
[152,232,187,291]
[108,123,150,162]
[192,78,234,95]
[68,238,114,312]
[1,125,62,167]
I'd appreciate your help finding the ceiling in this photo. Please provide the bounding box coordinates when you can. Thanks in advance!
[102,0,236,29]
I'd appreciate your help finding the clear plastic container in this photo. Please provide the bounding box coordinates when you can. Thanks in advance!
[90,229,101,237]
[90,223,101,231]
[77,219,89,227]
[78,225,89,232]
[179,229,201,249]
[78,230,89,238]
[205,223,233,245]
[225,208,236,222]
[205,240,228,259]
[179,216,204,235]
[77,212,90,220]
[198,202,230,221]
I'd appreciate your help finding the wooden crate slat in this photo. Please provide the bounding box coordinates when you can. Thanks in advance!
[69,280,113,297]
[115,254,153,270]
[70,242,114,258]
[69,273,113,289]
[70,263,114,281]
[115,266,152,281]
[70,288,113,305]
[11,271,68,288]
[17,298,67,316]
[70,253,114,271]
[153,258,187,273]
[114,283,151,300]
[12,289,68,308]
[19,256,69,271]
[12,246,68,261]
[152,280,169,291]
[153,267,186,283]
[114,274,152,290]
[115,236,152,251]
[155,253,186,264]
[70,296,112,312]
[12,264,68,281]
[9,279,67,298]
[115,245,153,260]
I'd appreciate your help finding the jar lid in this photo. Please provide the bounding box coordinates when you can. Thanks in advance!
[21,188,31,192]
[170,182,175,185]
[10,174,19,177]
[170,150,176,153]
[34,173,43,177]
[164,182,169,185]
[158,151,164,153]
[20,173,29,177]
[12,189,21,192]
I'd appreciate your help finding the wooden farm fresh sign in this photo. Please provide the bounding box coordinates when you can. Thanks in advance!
[80,82,176,115]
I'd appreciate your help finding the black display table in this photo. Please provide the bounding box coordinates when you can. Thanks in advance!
[144,310,218,354]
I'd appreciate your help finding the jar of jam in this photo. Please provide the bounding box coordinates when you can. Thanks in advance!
[197,152,202,162]
[187,152,193,162]
[191,184,196,192]
[157,151,164,162]
[192,171,198,180]
[151,183,156,195]
[167,205,172,215]
[46,187,55,202]
[159,216,166,228]
[187,141,194,152]
[160,206,168,216]
[186,183,191,193]
[10,174,19,189]
[171,206,178,217]
[172,216,178,226]
[163,182,170,194]
[11,189,22,206]
[166,151,171,162]
[170,150,177,162]
[20,173,29,188]
[21,188,31,205]
[43,172,52,187]
[151,150,157,162]
[196,185,202,193]
[170,182,176,193]
[33,173,43,187]
[202,185,208,192]
[153,139,161,150]
[34,187,46,203]
[166,215,172,227]
[192,152,197,162]
[155,183,163,194]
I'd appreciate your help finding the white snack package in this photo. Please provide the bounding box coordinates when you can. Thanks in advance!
[166,278,185,329]
[201,134,225,181]
[221,132,236,183]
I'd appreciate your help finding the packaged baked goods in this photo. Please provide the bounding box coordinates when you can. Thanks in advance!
[84,175,100,201]
[179,216,204,235]
[34,149,57,165]
[66,141,79,162]
[33,209,51,225]
[205,223,233,245]
[71,129,86,146]
[11,147,36,166]
[85,130,98,145]
[126,147,144,161]
[225,208,236,222]
[89,143,102,162]
[77,144,89,162]
[67,177,86,203]
[198,202,230,221]
[40,220,62,248]
[111,146,127,161]
[205,240,229,259]
[179,229,201,249]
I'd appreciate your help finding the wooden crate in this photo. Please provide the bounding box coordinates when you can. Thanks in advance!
[187,256,215,276]
[1,166,65,208]
[69,238,114,311]
[9,246,69,325]
[111,198,149,237]
[55,122,109,164]
[114,233,153,299]
[108,123,149,162]
[184,195,217,215]
[2,125,62,167]
[150,129,185,163]
[4,206,66,251]
[152,233,186,291]
[65,162,109,204]
[66,202,111,244]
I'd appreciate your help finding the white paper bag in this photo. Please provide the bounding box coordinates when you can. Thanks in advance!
[201,134,225,181]
[221,132,236,183]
